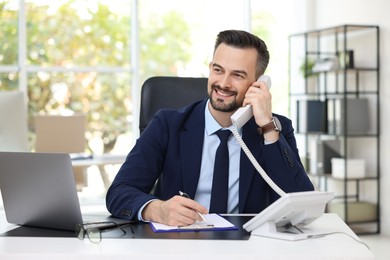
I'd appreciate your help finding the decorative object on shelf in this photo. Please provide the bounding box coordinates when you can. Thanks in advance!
[338,50,354,69]
[328,201,377,222]
[310,138,341,175]
[312,57,339,72]
[299,58,316,77]
[296,100,327,133]
[327,98,369,135]
[331,158,365,179]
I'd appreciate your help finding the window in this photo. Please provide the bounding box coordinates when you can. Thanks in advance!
[0,0,19,89]
[0,0,293,154]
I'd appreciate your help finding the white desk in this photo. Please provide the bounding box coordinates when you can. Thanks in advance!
[71,154,126,189]
[0,212,374,259]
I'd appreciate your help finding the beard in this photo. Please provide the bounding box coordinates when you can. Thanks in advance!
[208,84,242,112]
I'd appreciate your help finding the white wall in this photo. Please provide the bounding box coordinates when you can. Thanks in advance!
[294,0,390,235]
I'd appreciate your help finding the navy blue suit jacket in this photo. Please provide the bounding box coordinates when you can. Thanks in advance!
[106,99,314,220]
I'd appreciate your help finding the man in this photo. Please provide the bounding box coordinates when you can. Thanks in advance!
[106,30,314,227]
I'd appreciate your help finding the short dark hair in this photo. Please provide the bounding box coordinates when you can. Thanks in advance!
[214,30,270,77]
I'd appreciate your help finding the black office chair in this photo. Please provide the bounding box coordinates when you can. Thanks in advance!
[139,76,208,134]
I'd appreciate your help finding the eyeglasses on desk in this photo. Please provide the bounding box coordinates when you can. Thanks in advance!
[76,221,134,243]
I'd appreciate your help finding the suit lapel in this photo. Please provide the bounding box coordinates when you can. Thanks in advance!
[180,101,206,198]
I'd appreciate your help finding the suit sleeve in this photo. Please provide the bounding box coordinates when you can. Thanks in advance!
[259,115,314,200]
[105,111,169,221]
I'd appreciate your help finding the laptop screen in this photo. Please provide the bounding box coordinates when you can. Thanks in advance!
[0,152,83,231]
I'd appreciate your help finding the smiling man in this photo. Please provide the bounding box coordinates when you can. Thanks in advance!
[106,30,314,227]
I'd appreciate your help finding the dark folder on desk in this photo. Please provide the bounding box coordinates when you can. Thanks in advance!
[2,216,251,241]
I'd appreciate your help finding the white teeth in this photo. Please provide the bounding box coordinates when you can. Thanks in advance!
[216,89,232,96]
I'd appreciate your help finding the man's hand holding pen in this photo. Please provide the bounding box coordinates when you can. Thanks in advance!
[141,192,208,227]
[179,191,207,222]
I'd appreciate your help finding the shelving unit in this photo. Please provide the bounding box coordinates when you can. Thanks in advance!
[288,25,380,234]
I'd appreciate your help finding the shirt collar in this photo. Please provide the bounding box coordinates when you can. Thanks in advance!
[204,100,241,136]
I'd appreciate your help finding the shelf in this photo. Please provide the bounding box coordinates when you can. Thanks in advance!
[290,91,379,97]
[289,24,380,234]
[290,24,379,38]
[308,67,378,74]
[309,173,378,181]
[296,132,378,138]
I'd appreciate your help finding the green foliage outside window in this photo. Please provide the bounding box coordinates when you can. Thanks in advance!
[0,0,190,153]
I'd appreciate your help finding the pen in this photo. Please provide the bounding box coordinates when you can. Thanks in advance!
[178,224,214,230]
[179,191,207,222]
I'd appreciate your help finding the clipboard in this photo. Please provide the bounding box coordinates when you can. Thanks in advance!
[149,213,238,233]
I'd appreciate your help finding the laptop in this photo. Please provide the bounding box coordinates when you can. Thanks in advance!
[0,152,84,231]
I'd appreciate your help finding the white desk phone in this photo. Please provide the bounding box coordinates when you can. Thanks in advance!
[229,75,334,241]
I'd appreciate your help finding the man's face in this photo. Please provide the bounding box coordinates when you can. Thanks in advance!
[208,43,258,113]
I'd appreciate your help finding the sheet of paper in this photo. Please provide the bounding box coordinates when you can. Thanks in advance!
[150,213,236,232]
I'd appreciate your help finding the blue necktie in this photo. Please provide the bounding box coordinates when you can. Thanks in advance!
[209,129,231,213]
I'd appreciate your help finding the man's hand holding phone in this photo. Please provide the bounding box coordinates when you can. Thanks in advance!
[231,75,272,128]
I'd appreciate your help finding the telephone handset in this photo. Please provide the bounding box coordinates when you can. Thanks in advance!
[230,75,272,129]
[229,75,286,196]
